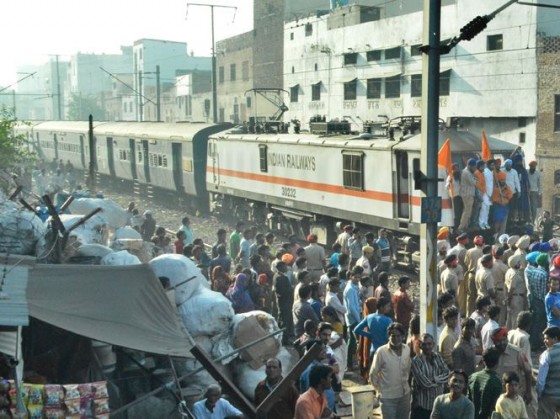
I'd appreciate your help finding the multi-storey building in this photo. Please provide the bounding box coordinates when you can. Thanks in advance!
[132,39,211,121]
[283,0,560,162]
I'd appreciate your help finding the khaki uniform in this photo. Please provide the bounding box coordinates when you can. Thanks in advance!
[465,246,483,315]
[492,259,508,325]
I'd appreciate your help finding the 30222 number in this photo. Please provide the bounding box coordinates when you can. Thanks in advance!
[281,187,296,198]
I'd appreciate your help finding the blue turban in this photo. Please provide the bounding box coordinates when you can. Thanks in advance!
[526,251,539,264]
[504,159,512,166]
[529,242,541,252]
[540,242,552,253]
[467,158,477,167]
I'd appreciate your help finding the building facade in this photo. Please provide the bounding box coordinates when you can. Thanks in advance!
[283,0,559,161]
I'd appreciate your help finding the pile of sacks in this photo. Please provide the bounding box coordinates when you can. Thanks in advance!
[0,193,46,256]
[148,254,298,400]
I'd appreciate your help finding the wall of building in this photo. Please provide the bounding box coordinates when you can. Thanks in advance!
[216,31,254,123]
[536,36,560,214]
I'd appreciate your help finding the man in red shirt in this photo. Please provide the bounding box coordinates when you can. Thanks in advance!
[393,276,415,334]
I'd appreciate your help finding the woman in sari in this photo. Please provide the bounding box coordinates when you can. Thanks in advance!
[226,273,255,314]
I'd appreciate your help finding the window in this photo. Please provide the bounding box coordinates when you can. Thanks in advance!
[344,79,357,100]
[305,23,313,37]
[411,44,423,56]
[519,132,526,144]
[292,66,295,74]
[314,63,318,71]
[440,69,451,96]
[219,66,224,84]
[385,46,401,59]
[366,78,381,99]
[290,85,299,103]
[555,169,560,185]
[259,145,268,172]
[385,75,401,98]
[518,117,527,128]
[344,53,358,65]
[312,82,321,101]
[290,32,294,40]
[555,95,560,132]
[247,96,252,108]
[411,74,422,97]
[366,50,381,61]
[242,61,249,81]
[487,34,503,51]
[230,64,236,81]
[342,152,364,190]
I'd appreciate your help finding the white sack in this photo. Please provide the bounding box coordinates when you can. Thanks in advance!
[69,198,128,228]
[178,287,234,337]
[101,250,141,266]
[149,254,209,305]
[111,226,142,241]
[57,214,106,245]
[0,200,46,256]
[77,244,113,258]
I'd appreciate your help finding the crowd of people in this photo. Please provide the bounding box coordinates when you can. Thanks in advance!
[447,153,544,238]
[118,202,560,418]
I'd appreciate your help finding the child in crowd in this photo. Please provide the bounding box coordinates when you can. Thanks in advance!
[495,371,529,419]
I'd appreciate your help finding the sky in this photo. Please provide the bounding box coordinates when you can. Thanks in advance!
[0,0,253,88]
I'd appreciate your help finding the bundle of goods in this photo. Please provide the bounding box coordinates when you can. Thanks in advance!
[8,380,109,418]
[0,197,46,256]
[68,199,127,229]
[109,227,153,263]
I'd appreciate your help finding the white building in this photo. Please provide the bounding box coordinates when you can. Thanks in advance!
[132,39,211,121]
[284,0,560,160]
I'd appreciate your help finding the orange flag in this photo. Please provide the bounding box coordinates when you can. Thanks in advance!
[438,138,454,196]
[481,130,492,161]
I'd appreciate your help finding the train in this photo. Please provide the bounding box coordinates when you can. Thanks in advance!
[16,118,516,266]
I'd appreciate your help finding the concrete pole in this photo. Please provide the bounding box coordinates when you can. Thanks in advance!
[211,5,218,123]
[419,0,441,337]
[156,65,161,122]
[56,55,62,120]
[138,70,143,122]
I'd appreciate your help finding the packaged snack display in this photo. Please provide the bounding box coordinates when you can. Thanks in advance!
[44,385,65,408]
[26,384,44,406]
[91,382,108,399]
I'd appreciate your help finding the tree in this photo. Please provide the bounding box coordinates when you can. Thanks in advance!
[67,93,106,121]
[0,106,35,171]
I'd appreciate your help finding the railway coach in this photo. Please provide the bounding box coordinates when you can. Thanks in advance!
[206,123,516,246]
[17,121,232,213]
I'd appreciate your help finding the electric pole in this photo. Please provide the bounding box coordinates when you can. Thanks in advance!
[186,3,237,124]
[56,55,62,120]
[156,65,161,122]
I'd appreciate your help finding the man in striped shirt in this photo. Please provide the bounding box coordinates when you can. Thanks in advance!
[526,251,549,350]
[410,333,450,419]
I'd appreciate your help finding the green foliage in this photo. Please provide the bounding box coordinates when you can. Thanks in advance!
[0,106,35,171]
[67,93,106,121]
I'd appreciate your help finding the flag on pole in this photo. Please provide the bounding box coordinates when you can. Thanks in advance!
[481,130,492,161]
[438,138,454,197]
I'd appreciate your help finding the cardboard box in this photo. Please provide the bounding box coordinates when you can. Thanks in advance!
[233,316,279,369]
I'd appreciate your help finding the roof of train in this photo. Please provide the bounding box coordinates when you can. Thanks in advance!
[26,120,99,132]
[211,131,397,150]
[93,122,222,139]
[212,128,518,154]
[393,129,517,154]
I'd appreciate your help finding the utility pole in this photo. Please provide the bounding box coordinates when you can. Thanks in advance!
[138,70,143,122]
[55,55,62,120]
[186,3,237,124]
[418,0,441,337]
[156,65,161,122]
